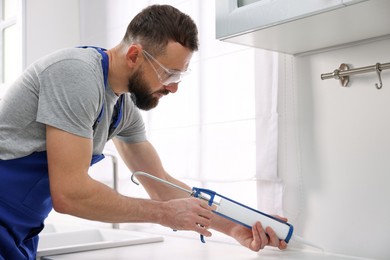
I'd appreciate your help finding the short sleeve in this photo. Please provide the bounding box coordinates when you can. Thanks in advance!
[36,58,103,138]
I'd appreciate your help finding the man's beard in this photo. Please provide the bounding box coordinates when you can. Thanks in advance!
[127,69,168,111]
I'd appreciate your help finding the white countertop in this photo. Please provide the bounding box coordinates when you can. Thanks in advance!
[39,232,370,260]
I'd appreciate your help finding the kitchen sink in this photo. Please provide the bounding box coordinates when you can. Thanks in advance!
[37,227,164,257]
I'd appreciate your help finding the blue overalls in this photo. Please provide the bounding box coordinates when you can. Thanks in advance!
[0,47,119,259]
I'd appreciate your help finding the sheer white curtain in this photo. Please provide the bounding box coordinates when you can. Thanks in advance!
[142,1,282,213]
[255,50,283,215]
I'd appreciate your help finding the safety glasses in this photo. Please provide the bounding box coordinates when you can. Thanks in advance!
[142,49,190,85]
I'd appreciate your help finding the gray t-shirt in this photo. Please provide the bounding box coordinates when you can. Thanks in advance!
[0,47,146,160]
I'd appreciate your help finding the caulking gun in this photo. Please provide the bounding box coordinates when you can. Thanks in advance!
[131,171,322,250]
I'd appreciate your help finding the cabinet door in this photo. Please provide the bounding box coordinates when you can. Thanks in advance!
[216,0,343,39]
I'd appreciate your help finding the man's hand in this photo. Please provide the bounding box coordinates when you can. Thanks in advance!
[230,217,288,251]
[159,198,214,237]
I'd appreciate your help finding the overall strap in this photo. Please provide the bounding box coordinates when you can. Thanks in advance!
[78,46,109,130]
[94,47,109,88]
[77,46,123,137]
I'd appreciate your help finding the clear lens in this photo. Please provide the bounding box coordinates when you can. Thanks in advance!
[143,50,190,85]
[161,72,182,85]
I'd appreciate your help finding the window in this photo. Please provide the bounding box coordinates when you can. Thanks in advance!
[0,0,23,97]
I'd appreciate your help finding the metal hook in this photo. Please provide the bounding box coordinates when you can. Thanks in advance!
[375,63,383,89]
[130,172,141,185]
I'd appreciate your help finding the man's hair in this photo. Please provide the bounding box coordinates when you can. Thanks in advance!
[122,4,199,55]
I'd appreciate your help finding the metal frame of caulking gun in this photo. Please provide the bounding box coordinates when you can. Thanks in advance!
[130,171,292,243]
[130,171,322,250]
[130,171,213,204]
[191,187,294,243]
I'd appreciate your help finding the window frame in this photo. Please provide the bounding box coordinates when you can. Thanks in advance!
[0,0,25,98]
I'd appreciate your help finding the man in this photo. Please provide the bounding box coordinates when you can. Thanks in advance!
[0,5,287,259]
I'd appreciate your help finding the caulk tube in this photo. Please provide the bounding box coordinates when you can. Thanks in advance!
[216,195,294,242]
[192,188,294,243]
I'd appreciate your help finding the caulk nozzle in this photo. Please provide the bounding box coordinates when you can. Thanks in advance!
[290,235,324,252]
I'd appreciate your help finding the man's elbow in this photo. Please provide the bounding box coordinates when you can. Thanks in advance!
[51,192,75,214]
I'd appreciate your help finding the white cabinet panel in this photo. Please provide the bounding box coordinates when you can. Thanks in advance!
[216,0,343,39]
[216,0,390,54]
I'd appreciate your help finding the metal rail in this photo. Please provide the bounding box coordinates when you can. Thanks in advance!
[321,62,390,89]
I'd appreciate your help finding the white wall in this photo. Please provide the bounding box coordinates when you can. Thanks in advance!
[24,0,80,66]
[279,38,390,259]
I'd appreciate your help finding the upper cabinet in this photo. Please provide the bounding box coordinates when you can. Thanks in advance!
[216,0,390,55]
